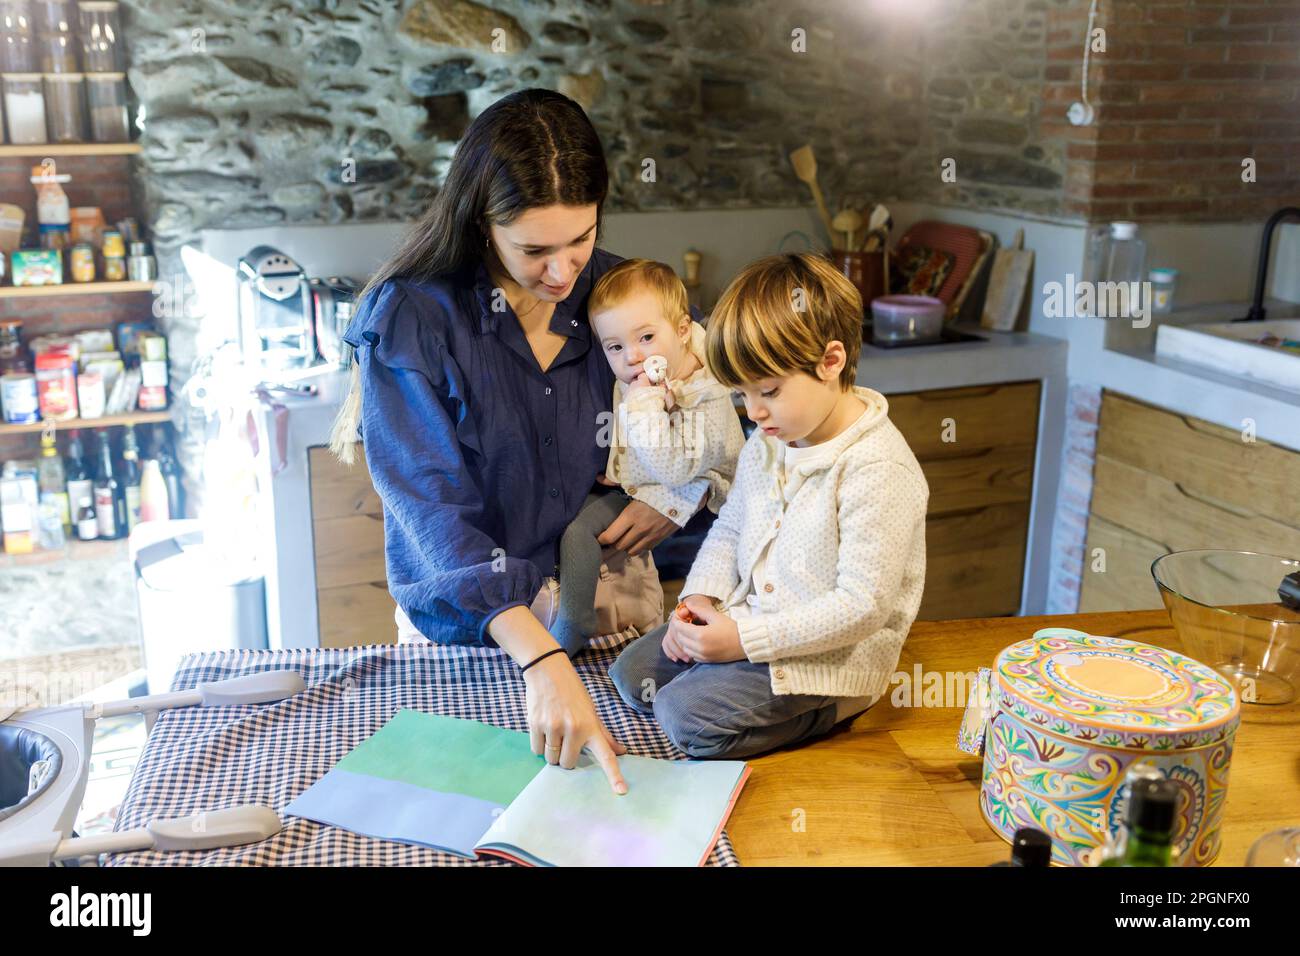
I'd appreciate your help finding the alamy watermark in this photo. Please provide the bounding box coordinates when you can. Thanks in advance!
[1043,274,1152,328]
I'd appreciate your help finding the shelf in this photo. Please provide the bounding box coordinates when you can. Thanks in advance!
[0,143,142,158]
[0,409,171,437]
[0,280,154,299]
[2,535,128,567]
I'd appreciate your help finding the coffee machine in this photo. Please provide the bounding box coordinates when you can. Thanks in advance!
[235,245,315,372]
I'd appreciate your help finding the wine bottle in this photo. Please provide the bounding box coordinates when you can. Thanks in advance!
[92,429,127,540]
[64,432,93,531]
[154,426,183,519]
[121,424,143,531]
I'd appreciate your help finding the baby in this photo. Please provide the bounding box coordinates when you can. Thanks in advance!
[550,258,745,655]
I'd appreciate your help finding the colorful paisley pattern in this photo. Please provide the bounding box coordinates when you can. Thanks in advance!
[978,628,1239,866]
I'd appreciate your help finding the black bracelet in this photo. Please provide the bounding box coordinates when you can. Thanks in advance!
[520,647,565,673]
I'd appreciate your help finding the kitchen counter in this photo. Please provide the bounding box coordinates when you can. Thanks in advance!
[727,607,1299,866]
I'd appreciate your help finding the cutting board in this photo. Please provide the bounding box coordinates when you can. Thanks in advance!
[980,229,1034,332]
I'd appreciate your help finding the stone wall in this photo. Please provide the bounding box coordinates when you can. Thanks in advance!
[117,0,1085,383]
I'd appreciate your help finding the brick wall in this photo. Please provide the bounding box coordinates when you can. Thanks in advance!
[1048,0,1300,222]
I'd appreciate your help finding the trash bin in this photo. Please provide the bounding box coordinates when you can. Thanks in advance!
[130,520,268,695]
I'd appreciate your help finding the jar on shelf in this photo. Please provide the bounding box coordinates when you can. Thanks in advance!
[85,69,125,141]
[34,349,77,420]
[2,71,45,143]
[34,0,72,33]
[42,71,84,142]
[77,0,118,72]
[37,28,74,71]
[0,1,36,73]
[69,241,93,281]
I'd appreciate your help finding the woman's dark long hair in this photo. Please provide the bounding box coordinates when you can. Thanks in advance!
[330,88,609,462]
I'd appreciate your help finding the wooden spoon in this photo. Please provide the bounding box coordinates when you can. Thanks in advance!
[831,207,864,252]
[789,144,835,247]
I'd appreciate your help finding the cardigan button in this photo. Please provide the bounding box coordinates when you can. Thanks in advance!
[774,668,786,680]
[668,508,678,518]
[626,485,638,495]
[775,519,781,529]
[763,583,774,593]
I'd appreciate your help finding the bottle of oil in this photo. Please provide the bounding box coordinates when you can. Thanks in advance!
[38,431,70,534]
[1100,777,1177,867]
[989,826,1052,867]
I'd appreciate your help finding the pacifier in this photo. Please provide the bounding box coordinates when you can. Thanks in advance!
[642,355,669,384]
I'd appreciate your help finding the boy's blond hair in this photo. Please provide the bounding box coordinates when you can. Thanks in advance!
[705,253,862,391]
[589,258,689,325]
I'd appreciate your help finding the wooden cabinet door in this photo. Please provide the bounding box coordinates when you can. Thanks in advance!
[309,445,395,647]
[1080,392,1300,612]
[886,381,1040,619]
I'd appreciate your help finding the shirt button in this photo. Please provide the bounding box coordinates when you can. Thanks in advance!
[549,488,559,498]
[543,436,553,446]
[544,387,553,396]
[570,319,578,327]
[764,583,774,593]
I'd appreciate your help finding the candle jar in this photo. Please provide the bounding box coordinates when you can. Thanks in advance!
[2,71,45,143]
[85,69,125,141]
[42,71,84,142]
[77,0,118,72]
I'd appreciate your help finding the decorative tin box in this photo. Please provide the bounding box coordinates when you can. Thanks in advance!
[959,627,1239,866]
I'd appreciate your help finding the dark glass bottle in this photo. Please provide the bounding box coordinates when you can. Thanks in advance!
[121,424,142,531]
[154,426,183,519]
[64,432,94,535]
[92,429,127,539]
[1101,778,1177,867]
[989,826,1053,867]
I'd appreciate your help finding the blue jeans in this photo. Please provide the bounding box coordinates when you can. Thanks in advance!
[609,622,839,760]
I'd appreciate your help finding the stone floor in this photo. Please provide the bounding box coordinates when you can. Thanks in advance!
[1,539,142,707]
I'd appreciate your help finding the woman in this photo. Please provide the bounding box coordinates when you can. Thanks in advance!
[330,89,705,795]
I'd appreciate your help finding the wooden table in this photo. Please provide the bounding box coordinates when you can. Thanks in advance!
[725,609,1300,866]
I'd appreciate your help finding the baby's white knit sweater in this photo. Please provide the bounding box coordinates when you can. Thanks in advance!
[682,387,929,699]
[606,322,746,525]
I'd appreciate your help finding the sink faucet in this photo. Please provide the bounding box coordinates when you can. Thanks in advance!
[1239,206,1300,322]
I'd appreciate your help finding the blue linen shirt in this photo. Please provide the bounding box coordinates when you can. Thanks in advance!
[342,248,708,646]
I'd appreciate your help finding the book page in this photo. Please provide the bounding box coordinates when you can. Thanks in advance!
[476,752,749,866]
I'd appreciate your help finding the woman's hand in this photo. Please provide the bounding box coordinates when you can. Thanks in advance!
[489,606,628,794]
[597,499,679,556]
[523,652,628,792]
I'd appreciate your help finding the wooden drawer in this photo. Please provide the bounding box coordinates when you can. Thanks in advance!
[1080,392,1300,612]
[887,381,1041,620]
[887,381,1040,460]
[308,446,396,648]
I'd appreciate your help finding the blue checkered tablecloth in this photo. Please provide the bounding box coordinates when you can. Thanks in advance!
[104,634,741,866]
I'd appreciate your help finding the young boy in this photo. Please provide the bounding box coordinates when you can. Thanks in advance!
[610,253,930,760]
[549,258,745,655]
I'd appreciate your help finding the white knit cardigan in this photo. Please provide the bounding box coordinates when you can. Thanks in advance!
[682,387,929,699]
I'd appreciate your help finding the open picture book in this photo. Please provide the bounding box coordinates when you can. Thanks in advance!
[286,709,751,866]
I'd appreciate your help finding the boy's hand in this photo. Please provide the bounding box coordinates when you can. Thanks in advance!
[668,602,746,664]
[676,593,718,623]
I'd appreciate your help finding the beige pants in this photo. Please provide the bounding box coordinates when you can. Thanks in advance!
[395,549,665,648]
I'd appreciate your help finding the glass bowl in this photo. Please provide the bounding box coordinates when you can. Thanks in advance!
[1151,550,1300,710]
